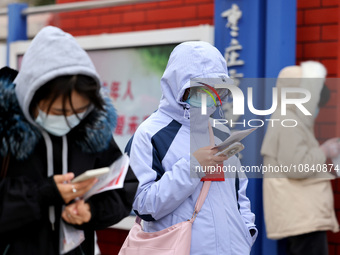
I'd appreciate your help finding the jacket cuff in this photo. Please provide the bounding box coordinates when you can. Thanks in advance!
[249,227,258,246]
[38,177,65,206]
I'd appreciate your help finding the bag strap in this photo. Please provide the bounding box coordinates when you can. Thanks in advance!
[190,181,211,221]
[190,121,215,221]
[136,122,215,224]
[135,181,211,225]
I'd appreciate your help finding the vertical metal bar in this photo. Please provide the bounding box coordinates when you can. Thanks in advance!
[7,3,28,66]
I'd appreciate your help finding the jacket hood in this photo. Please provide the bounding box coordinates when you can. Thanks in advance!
[14,26,101,124]
[158,41,232,125]
[0,69,117,160]
[261,61,327,162]
[275,61,326,127]
[2,27,117,160]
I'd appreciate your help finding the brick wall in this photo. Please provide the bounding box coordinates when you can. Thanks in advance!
[296,0,340,254]
[53,0,214,36]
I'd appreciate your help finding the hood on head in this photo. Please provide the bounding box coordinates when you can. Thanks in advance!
[158,41,232,124]
[14,26,101,124]
[275,61,326,126]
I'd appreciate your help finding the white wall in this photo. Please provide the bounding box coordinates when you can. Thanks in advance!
[0,43,6,67]
[0,13,51,42]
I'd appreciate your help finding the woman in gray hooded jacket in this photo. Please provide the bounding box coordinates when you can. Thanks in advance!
[0,26,138,255]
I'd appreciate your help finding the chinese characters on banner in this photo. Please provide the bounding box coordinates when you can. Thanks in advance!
[103,80,149,137]
[221,3,244,122]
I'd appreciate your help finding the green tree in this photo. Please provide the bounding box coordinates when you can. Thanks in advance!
[20,0,55,6]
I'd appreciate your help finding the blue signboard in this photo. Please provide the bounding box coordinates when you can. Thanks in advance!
[214,1,296,254]
[6,3,27,65]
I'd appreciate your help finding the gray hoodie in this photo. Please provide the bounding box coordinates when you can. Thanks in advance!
[14,26,101,125]
[11,27,115,251]
[0,26,139,255]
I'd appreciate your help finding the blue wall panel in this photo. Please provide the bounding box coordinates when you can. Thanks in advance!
[7,3,27,65]
[214,0,296,254]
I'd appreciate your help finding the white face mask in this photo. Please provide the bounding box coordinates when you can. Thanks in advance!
[186,93,216,108]
[35,109,86,136]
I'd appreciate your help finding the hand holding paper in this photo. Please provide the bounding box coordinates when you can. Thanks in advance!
[60,153,130,254]
[81,153,130,200]
[212,127,257,153]
[200,127,256,182]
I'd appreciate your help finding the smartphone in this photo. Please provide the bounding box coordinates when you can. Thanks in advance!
[71,167,110,183]
[215,142,244,157]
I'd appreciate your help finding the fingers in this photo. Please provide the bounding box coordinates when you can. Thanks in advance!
[65,178,97,202]
[210,147,219,155]
[208,148,228,164]
[71,178,98,199]
[193,145,229,168]
[202,146,214,150]
[62,203,77,223]
[62,200,91,225]
[62,206,83,225]
[55,175,98,204]
[212,154,229,163]
[54,172,74,184]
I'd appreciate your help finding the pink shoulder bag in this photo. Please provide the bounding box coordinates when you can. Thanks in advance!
[118,181,211,255]
[119,122,214,254]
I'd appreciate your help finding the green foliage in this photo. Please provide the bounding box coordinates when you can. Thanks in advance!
[34,0,55,6]
[19,0,55,6]
[138,44,177,76]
